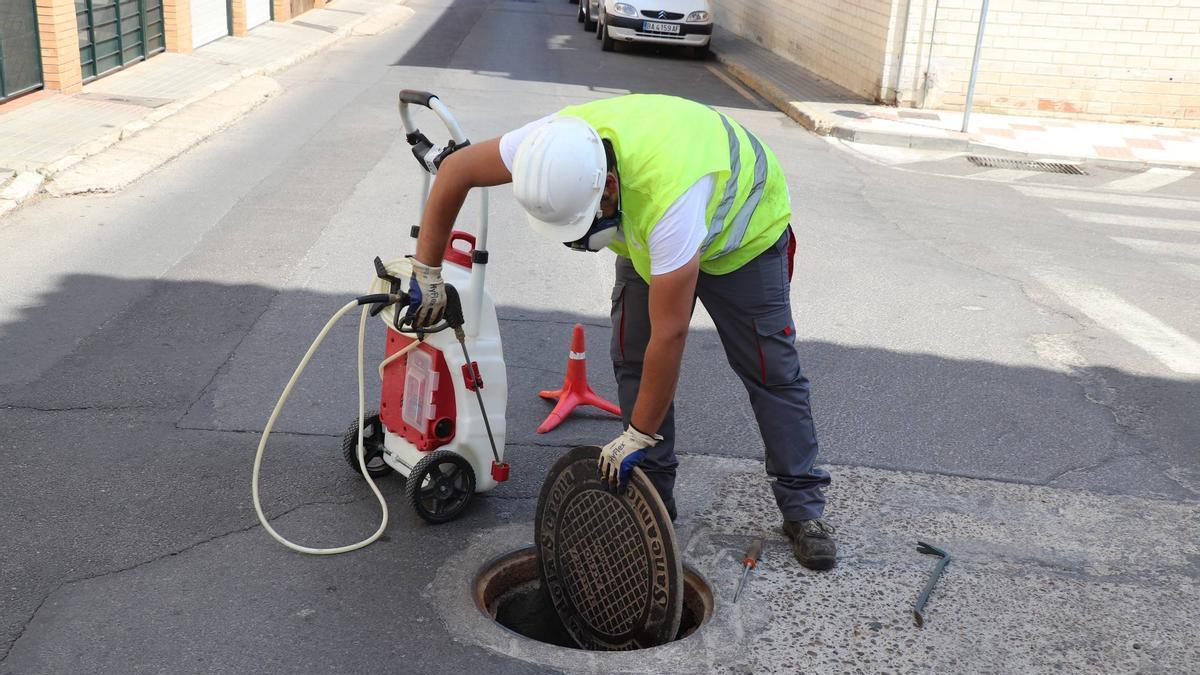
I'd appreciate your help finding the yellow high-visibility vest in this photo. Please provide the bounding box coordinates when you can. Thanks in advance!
[560,94,790,281]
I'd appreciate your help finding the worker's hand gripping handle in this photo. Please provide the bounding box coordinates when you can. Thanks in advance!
[398,90,470,174]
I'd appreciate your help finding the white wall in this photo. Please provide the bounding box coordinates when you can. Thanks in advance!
[892,0,1200,127]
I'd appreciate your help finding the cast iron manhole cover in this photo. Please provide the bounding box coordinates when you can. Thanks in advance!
[535,446,683,651]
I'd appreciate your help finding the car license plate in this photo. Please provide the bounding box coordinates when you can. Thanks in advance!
[643,20,680,34]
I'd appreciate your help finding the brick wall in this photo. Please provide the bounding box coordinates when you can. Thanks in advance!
[893,0,1200,127]
[164,0,194,52]
[34,0,83,92]
[717,0,900,101]
[231,0,248,36]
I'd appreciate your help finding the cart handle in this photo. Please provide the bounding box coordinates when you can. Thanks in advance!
[398,90,469,174]
[398,92,490,339]
[399,90,437,108]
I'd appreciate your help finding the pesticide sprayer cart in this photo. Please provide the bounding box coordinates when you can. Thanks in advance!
[251,91,509,555]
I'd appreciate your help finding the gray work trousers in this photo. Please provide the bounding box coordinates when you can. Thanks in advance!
[609,228,830,522]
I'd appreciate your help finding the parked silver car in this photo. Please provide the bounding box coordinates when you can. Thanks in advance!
[581,0,713,58]
[577,0,601,32]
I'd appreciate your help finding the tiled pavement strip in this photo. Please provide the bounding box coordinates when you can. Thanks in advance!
[0,0,411,216]
[712,29,1200,170]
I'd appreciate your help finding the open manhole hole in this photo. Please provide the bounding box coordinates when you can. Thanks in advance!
[474,546,714,650]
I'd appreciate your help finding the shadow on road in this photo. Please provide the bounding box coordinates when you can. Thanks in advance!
[1,273,1197,666]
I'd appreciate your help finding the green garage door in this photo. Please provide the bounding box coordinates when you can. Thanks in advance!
[76,0,165,81]
[0,0,44,102]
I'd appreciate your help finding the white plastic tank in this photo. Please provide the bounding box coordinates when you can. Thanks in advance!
[370,247,507,492]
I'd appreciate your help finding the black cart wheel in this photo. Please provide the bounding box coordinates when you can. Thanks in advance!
[341,412,394,478]
[406,450,476,524]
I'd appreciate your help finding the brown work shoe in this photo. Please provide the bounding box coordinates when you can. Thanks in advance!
[783,519,837,571]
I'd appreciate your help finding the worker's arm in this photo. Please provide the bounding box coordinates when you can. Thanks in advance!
[630,252,700,434]
[598,252,699,486]
[414,138,512,267]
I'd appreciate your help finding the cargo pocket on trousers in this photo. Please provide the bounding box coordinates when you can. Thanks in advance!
[610,282,626,364]
[752,306,801,387]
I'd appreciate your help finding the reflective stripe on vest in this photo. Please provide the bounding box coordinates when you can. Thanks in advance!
[700,113,769,260]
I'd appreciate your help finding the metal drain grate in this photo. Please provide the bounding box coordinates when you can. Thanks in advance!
[967,155,1086,174]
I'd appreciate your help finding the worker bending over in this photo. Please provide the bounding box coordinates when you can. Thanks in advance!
[406,94,836,570]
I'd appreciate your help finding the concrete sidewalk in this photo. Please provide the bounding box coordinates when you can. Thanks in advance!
[0,0,413,217]
[434,455,1200,673]
[713,30,1200,170]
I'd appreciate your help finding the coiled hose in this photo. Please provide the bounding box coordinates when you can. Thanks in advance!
[251,294,415,555]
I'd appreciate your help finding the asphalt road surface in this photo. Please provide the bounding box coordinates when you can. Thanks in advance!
[2,0,1197,671]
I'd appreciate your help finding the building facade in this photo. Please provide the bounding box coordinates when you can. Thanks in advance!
[718,0,1200,128]
[0,0,326,104]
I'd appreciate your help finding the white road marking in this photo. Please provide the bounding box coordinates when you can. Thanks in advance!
[1014,185,1200,212]
[1110,237,1200,260]
[1165,262,1200,282]
[1058,208,1200,233]
[1101,168,1193,193]
[1035,271,1200,375]
[970,168,1041,182]
[705,64,764,108]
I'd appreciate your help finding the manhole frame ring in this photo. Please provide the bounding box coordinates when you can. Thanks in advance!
[431,523,762,672]
[472,545,715,649]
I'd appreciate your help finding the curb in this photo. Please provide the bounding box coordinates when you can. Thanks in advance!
[46,76,283,197]
[3,1,412,213]
[0,171,44,217]
[712,50,830,136]
[712,47,1200,173]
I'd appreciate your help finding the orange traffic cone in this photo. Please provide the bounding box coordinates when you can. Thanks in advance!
[537,323,621,433]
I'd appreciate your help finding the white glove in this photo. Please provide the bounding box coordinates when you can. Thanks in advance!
[598,425,662,488]
[406,259,446,328]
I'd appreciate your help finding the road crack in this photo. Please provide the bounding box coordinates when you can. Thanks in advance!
[845,160,1197,499]
[0,494,367,664]
[2,404,156,413]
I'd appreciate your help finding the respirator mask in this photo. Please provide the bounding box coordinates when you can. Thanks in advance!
[565,209,621,252]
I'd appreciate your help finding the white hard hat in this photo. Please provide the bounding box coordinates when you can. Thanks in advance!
[511,116,607,243]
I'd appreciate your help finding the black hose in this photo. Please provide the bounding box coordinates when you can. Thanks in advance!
[356,293,398,307]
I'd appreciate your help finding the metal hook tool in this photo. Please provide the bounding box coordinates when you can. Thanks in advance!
[912,541,951,628]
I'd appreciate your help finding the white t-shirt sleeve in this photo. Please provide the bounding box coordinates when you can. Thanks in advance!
[499,114,557,172]
[648,174,715,276]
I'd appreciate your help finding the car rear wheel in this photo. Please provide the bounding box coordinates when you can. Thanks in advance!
[583,3,597,31]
